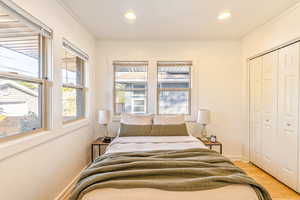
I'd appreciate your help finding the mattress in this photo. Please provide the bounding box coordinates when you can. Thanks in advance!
[82,136,258,200]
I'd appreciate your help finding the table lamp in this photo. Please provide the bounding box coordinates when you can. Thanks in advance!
[98,110,110,143]
[197,109,211,140]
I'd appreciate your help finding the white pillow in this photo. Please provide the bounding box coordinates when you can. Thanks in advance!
[120,113,153,125]
[153,115,185,125]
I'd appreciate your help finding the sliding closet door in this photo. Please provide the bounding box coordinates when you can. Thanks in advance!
[277,42,299,189]
[261,51,278,174]
[249,57,263,167]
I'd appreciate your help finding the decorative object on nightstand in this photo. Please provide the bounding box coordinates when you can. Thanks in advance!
[210,135,217,143]
[98,110,111,143]
[91,137,115,162]
[197,109,211,141]
[197,137,222,154]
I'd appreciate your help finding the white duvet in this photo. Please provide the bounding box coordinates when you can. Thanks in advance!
[105,136,207,154]
[82,136,258,200]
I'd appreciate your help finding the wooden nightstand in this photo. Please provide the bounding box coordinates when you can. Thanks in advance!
[91,137,115,161]
[197,137,223,154]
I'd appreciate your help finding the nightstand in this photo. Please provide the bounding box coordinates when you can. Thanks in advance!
[91,137,115,161]
[197,137,222,154]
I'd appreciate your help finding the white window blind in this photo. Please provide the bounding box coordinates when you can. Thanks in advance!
[62,38,89,61]
[0,0,53,38]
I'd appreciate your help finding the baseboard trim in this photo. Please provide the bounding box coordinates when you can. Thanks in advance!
[226,155,248,162]
[54,163,89,200]
[240,156,250,163]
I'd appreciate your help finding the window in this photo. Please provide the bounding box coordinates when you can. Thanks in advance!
[157,61,192,115]
[113,61,148,115]
[62,39,87,123]
[0,1,52,138]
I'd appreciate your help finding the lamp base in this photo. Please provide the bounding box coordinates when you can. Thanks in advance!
[201,124,209,139]
[101,124,111,143]
[199,135,209,142]
[102,136,111,143]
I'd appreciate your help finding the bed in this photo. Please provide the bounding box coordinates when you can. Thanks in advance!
[70,114,270,200]
[70,136,271,200]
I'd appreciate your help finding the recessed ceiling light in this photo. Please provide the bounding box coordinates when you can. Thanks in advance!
[218,11,231,20]
[124,11,136,20]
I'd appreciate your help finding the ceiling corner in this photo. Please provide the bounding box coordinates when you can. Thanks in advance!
[55,0,97,40]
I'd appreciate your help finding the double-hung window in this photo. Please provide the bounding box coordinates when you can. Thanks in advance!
[62,39,87,123]
[157,61,192,115]
[113,61,148,115]
[0,1,52,138]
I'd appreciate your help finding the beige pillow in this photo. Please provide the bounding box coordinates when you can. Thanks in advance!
[120,113,153,125]
[119,123,152,137]
[153,115,185,125]
[149,124,189,136]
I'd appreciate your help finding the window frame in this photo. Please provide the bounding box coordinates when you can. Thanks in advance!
[0,34,51,138]
[113,61,149,116]
[156,61,192,115]
[62,40,87,124]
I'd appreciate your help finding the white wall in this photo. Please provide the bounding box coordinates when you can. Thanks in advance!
[0,0,96,200]
[242,2,300,59]
[4,0,299,198]
[241,2,300,159]
[95,40,244,158]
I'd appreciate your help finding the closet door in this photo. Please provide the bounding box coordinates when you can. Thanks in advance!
[277,42,299,189]
[261,51,278,174]
[249,57,263,167]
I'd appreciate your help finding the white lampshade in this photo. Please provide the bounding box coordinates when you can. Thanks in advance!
[98,110,109,125]
[197,109,211,125]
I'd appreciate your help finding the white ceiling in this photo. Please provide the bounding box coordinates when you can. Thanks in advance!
[60,0,300,40]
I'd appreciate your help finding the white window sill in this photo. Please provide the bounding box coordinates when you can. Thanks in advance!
[63,118,88,128]
[0,118,89,161]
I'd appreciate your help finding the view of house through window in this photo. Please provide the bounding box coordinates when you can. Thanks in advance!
[62,46,85,123]
[0,4,49,138]
[157,61,191,115]
[0,78,42,138]
[113,61,148,115]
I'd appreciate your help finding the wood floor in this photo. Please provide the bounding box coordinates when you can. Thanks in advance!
[234,161,300,200]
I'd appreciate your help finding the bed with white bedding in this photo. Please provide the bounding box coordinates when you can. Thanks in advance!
[77,136,262,200]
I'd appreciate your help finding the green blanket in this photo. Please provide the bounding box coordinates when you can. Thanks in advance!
[69,148,271,200]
